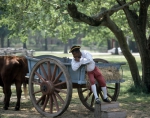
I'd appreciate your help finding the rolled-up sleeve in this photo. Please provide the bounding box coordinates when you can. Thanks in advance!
[71,58,90,71]
[71,59,82,71]
[80,57,91,64]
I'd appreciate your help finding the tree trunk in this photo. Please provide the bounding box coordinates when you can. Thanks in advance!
[142,56,150,92]
[7,39,10,47]
[44,38,47,51]
[107,39,111,50]
[115,41,119,55]
[0,34,4,48]
[69,39,72,49]
[122,1,150,91]
[64,43,68,53]
[23,42,27,49]
[104,16,142,88]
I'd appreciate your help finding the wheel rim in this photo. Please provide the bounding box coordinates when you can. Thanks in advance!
[106,83,120,101]
[77,83,120,111]
[77,58,120,111]
[29,58,72,117]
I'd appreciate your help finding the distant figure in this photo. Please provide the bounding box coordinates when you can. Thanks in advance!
[69,46,111,104]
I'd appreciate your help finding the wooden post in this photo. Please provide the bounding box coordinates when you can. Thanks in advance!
[94,103,101,118]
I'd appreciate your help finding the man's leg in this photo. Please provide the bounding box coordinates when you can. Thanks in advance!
[88,71,101,104]
[94,67,111,102]
[101,86,108,99]
[91,84,98,99]
[101,87,111,102]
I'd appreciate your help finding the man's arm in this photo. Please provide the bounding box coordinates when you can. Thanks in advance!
[71,59,82,71]
[71,58,91,71]
[80,51,93,64]
[80,57,91,64]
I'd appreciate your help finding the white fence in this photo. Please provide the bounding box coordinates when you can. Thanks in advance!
[0,47,34,57]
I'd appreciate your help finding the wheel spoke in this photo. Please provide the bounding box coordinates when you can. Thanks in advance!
[42,95,49,111]
[51,64,58,81]
[107,86,115,89]
[32,90,42,95]
[49,95,53,113]
[53,71,63,83]
[54,81,66,87]
[55,88,67,94]
[99,91,104,100]
[84,91,92,101]
[36,95,45,104]
[82,88,89,93]
[90,95,95,107]
[35,72,45,82]
[40,64,48,80]
[41,95,46,105]
[47,61,52,80]
[32,80,41,85]
[52,94,59,112]
[107,93,113,99]
[54,92,65,104]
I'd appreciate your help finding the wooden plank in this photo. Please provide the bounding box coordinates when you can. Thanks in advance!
[101,102,119,111]
[101,110,127,118]
[94,103,101,118]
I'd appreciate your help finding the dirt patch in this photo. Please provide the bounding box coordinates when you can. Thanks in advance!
[0,96,150,118]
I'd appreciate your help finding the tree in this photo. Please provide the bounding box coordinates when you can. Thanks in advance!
[0,0,150,92]
[66,0,150,91]
[0,4,9,48]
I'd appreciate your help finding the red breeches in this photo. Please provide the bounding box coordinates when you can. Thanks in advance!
[87,66,106,87]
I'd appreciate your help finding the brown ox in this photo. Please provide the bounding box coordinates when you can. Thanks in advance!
[0,56,28,110]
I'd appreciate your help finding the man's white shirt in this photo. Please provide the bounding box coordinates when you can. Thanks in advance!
[71,50,95,71]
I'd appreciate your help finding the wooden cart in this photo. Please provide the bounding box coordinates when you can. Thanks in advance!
[26,55,125,117]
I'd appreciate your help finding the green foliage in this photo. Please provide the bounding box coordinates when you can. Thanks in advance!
[81,26,113,48]
[0,0,148,45]
[1,0,85,43]
[127,84,148,94]
[0,1,122,40]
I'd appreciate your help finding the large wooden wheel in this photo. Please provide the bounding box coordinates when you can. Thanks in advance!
[29,58,72,117]
[77,58,120,111]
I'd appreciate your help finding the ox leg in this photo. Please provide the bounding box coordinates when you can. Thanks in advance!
[3,85,11,110]
[2,87,6,104]
[15,82,22,111]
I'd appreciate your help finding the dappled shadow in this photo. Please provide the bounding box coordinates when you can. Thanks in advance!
[0,89,95,118]
[118,91,150,118]
[1,85,150,118]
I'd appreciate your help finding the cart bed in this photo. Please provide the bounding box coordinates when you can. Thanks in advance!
[26,55,125,84]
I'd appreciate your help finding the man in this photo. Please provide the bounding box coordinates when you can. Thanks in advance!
[69,45,110,104]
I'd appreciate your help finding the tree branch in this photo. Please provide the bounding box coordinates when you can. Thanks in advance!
[67,0,140,26]
[138,0,149,34]
[93,0,140,20]
[67,3,102,26]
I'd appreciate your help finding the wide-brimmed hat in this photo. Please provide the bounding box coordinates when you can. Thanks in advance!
[69,46,81,53]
